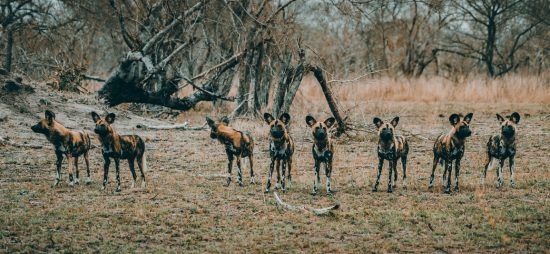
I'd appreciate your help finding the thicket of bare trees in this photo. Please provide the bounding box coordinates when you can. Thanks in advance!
[1,0,548,120]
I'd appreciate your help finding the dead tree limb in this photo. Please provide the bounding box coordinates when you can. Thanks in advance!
[311,66,347,136]
[273,192,339,216]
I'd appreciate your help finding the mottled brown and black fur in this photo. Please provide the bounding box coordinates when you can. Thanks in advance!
[372,117,409,193]
[429,113,473,194]
[206,116,255,186]
[263,112,295,192]
[91,112,146,192]
[482,112,520,189]
[306,115,336,195]
[31,110,92,186]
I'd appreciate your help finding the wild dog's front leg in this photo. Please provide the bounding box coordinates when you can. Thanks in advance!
[265,159,275,193]
[311,160,321,195]
[102,155,110,190]
[326,160,333,194]
[454,159,461,192]
[226,152,234,186]
[54,151,63,187]
[275,159,281,190]
[114,158,121,192]
[428,155,439,189]
[509,156,516,188]
[444,160,452,194]
[372,157,384,192]
[84,152,92,184]
[387,159,394,193]
[497,159,504,189]
[236,156,243,186]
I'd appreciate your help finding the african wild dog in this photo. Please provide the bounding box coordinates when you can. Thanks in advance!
[429,113,473,194]
[91,112,146,192]
[206,116,255,186]
[372,116,409,193]
[482,112,520,189]
[31,110,92,186]
[306,115,336,195]
[263,112,294,192]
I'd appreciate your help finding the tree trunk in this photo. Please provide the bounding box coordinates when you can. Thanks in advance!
[272,52,293,117]
[485,15,497,77]
[3,29,13,73]
[280,49,306,115]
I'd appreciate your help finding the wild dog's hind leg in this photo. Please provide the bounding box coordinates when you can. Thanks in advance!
[54,151,63,187]
[287,158,293,188]
[73,156,80,184]
[275,159,281,190]
[137,154,146,187]
[84,152,92,184]
[428,155,438,189]
[128,158,137,188]
[67,155,75,186]
[497,159,504,190]
[225,152,234,187]
[281,158,287,191]
[248,155,255,184]
[401,156,408,186]
[265,159,275,192]
[454,159,461,192]
[326,160,333,194]
[387,159,394,193]
[482,152,493,185]
[444,160,452,194]
[236,156,243,186]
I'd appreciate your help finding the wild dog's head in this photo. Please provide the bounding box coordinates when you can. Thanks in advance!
[263,113,290,140]
[449,113,473,139]
[91,111,116,136]
[496,112,520,139]
[306,115,336,142]
[206,116,230,139]
[373,116,399,142]
[31,110,57,135]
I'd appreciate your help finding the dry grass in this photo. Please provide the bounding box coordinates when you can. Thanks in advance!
[0,76,549,253]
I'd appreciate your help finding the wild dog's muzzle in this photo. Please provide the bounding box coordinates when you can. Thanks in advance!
[457,127,472,138]
[380,130,393,141]
[502,126,515,138]
[94,126,108,135]
[314,129,326,140]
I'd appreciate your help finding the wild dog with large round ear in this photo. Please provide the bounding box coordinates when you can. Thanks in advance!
[429,113,473,194]
[31,110,92,187]
[263,112,295,192]
[91,111,147,192]
[305,115,336,195]
[482,112,520,189]
[206,116,255,186]
[372,116,409,193]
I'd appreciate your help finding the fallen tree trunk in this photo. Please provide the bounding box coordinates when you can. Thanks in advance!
[136,122,207,130]
[273,192,339,216]
[311,66,347,136]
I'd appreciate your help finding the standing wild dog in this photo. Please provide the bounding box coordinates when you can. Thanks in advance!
[482,112,520,189]
[31,110,92,186]
[91,112,146,192]
[306,115,336,195]
[429,113,473,194]
[372,116,409,193]
[206,116,255,186]
[263,112,294,192]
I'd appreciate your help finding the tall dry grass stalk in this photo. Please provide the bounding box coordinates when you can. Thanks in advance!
[297,73,550,105]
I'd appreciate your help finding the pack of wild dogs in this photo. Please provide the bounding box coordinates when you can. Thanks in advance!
[31,110,521,194]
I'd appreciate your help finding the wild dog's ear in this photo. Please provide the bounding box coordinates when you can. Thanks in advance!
[509,112,520,124]
[373,117,383,128]
[105,113,116,124]
[463,112,473,124]
[263,113,275,124]
[496,114,505,123]
[390,116,400,127]
[45,110,55,124]
[324,117,336,128]
[206,116,216,130]
[91,111,101,123]
[306,115,316,127]
[279,113,291,125]
[220,116,230,125]
[449,113,460,126]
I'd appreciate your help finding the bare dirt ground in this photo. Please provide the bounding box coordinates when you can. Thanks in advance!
[1,83,549,253]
